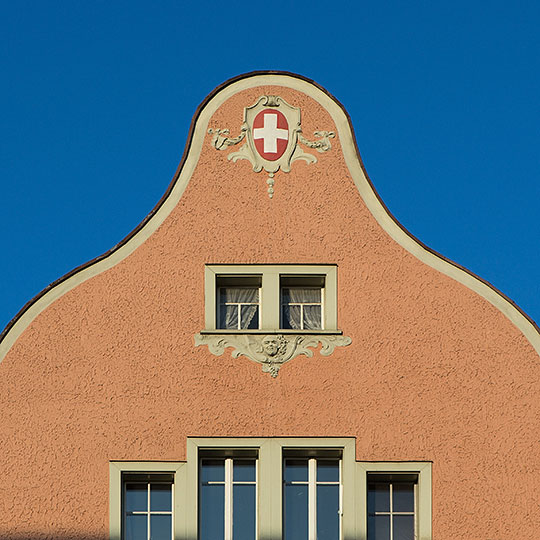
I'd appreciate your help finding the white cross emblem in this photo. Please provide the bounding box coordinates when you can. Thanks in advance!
[253,113,288,153]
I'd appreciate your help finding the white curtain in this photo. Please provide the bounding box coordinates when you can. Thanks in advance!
[282,288,322,330]
[220,288,259,329]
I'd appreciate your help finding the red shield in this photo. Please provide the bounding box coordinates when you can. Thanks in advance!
[252,109,289,161]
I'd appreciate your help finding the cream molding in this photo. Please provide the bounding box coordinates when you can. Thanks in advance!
[194,332,352,377]
[208,95,334,198]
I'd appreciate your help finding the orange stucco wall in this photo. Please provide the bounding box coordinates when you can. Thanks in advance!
[1,79,539,539]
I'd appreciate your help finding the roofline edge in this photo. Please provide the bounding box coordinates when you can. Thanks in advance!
[1,70,538,362]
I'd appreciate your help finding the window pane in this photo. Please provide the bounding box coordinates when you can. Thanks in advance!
[282,287,321,303]
[393,515,415,540]
[241,305,259,329]
[393,483,415,513]
[368,515,390,540]
[233,484,256,540]
[125,514,147,540]
[150,514,172,540]
[284,459,308,482]
[282,304,301,330]
[368,483,390,513]
[201,459,225,482]
[317,460,339,482]
[150,484,172,512]
[284,483,308,540]
[317,484,340,540]
[200,484,224,540]
[220,287,259,303]
[219,305,238,329]
[303,305,322,329]
[233,460,256,482]
[125,484,147,513]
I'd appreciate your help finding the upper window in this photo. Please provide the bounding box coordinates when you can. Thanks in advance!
[203,265,338,332]
[281,275,324,330]
[217,276,261,330]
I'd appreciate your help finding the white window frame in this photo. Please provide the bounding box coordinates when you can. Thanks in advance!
[203,265,339,333]
[109,461,186,540]
[357,462,432,540]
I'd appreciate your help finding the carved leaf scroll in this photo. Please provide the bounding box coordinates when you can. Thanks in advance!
[194,333,352,377]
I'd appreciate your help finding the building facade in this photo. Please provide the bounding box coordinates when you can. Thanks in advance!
[1,72,539,540]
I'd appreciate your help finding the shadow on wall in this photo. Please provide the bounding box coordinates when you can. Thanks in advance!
[0,536,365,540]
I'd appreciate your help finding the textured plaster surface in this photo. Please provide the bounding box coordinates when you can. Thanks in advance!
[1,83,540,539]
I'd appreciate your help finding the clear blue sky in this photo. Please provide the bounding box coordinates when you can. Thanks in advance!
[2,1,539,332]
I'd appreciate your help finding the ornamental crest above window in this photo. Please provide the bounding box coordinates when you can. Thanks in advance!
[208,95,335,198]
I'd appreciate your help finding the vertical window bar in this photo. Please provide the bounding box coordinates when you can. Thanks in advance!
[255,459,259,540]
[147,483,151,540]
[308,458,317,540]
[225,458,233,540]
[389,483,393,540]
[339,459,343,539]
[414,482,418,540]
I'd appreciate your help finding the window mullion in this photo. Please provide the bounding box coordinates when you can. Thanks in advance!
[414,482,418,540]
[389,483,393,540]
[147,483,151,540]
[309,458,317,540]
[261,272,279,329]
[225,458,233,540]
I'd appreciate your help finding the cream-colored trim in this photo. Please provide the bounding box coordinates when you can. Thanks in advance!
[2,73,539,362]
[356,461,432,540]
[109,461,186,540]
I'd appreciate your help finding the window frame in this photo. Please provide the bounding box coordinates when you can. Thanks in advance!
[109,461,186,540]
[186,437,356,540]
[110,445,432,540]
[203,265,339,333]
[357,461,432,540]
[198,452,259,540]
[282,453,343,540]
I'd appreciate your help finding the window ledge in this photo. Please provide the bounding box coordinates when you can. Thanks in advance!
[194,331,352,377]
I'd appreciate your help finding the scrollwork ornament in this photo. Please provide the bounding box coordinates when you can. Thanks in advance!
[208,95,335,198]
[194,333,352,377]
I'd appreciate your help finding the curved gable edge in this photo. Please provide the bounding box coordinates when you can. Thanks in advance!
[1,70,539,363]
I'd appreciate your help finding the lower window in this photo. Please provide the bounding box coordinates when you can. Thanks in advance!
[367,474,417,540]
[283,454,341,540]
[110,442,431,540]
[123,474,174,540]
[199,454,257,540]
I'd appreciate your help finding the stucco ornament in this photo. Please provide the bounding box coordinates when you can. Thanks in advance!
[194,333,352,377]
[208,95,334,198]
